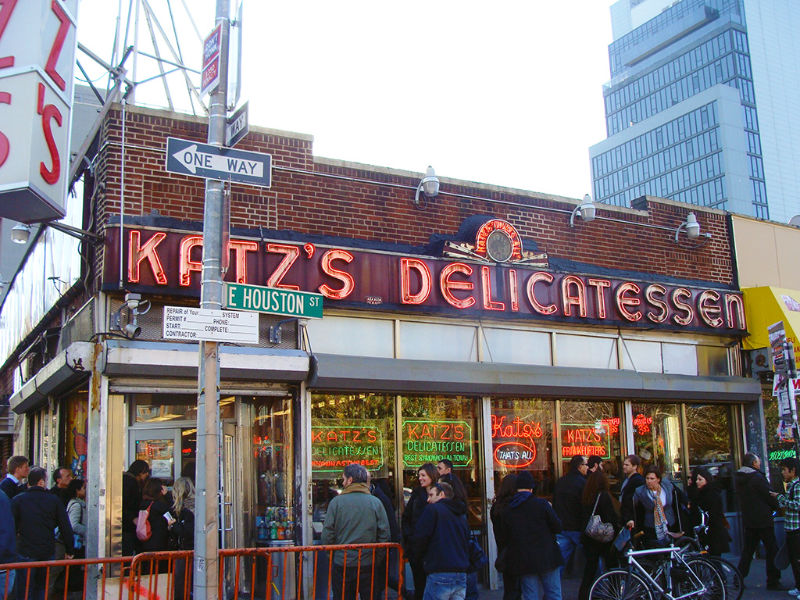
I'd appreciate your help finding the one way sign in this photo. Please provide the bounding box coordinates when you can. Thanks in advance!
[165,137,272,187]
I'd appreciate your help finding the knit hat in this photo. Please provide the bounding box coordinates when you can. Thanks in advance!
[515,471,536,491]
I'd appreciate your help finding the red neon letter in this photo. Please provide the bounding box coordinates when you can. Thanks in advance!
[178,235,203,286]
[725,293,746,330]
[561,275,587,317]
[587,278,611,319]
[229,240,257,284]
[400,257,432,305]
[508,269,519,312]
[440,262,475,309]
[481,266,505,311]
[615,282,642,322]
[45,0,71,91]
[37,83,61,185]
[697,290,723,328]
[266,243,300,290]
[0,0,18,70]
[0,91,9,167]
[128,230,167,285]
[319,249,355,300]
[671,288,694,326]
[526,272,557,315]
[645,284,669,324]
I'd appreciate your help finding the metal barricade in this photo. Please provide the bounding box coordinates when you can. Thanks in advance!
[0,556,131,600]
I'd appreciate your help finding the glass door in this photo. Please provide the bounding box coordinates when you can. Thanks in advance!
[129,429,182,486]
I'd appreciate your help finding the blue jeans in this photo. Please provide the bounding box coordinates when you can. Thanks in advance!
[423,572,466,600]
[0,570,14,597]
[520,568,562,600]
[556,530,582,567]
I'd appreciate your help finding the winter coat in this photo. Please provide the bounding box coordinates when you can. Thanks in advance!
[411,498,470,574]
[632,479,687,542]
[321,482,390,566]
[122,472,142,534]
[0,490,18,563]
[169,504,195,550]
[67,498,87,538]
[691,485,730,555]
[581,491,620,551]
[139,498,171,552]
[620,472,645,525]
[735,466,778,529]
[553,470,586,531]
[10,486,74,559]
[497,491,564,576]
[0,476,24,500]
[372,483,400,543]
[401,485,429,557]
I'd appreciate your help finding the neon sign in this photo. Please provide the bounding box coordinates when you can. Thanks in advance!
[561,423,610,459]
[494,441,537,469]
[311,424,384,473]
[491,414,545,469]
[402,420,473,468]
[633,414,653,435]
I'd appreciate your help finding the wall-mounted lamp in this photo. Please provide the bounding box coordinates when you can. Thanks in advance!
[674,212,711,243]
[569,194,596,227]
[10,221,103,245]
[112,292,151,339]
[413,166,440,209]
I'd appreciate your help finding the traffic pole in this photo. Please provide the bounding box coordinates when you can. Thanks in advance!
[194,2,229,599]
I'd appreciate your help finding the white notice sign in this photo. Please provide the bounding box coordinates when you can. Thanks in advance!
[163,306,259,344]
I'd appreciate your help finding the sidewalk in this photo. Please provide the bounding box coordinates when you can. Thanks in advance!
[479,557,795,599]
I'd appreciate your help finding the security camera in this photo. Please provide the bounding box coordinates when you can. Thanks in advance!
[124,292,142,310]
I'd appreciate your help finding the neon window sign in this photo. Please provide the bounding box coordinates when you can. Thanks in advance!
[491,414,544,469]
[402,420,473,468]
[560,423,610,459]
[311,424,384,473]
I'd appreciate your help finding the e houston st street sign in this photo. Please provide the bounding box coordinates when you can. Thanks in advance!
[165,137,271,187]
[224,282,323,319]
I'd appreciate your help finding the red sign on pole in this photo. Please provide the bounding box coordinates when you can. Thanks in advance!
[200,25,221,96]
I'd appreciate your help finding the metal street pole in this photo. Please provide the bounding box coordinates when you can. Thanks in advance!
[195,2,229,599]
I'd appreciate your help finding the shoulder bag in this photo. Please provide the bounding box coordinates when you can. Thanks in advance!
[585,493,615,543]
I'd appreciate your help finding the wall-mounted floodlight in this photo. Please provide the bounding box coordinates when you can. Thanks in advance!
[413,166,440,208]
[570,194,596,227]
[10,221,102,245]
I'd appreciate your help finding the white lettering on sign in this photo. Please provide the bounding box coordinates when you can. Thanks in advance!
[173,144,263,177]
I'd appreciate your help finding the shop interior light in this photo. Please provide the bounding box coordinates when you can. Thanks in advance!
[569,194,596,227]
[413,166,440,208]
[674,212,711,243]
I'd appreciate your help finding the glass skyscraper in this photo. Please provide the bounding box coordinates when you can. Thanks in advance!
[590,0,800,223]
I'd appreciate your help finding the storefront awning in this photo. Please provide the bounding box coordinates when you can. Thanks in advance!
[10,342,94,414]
[742,286,800,350]
[309,354,761,403]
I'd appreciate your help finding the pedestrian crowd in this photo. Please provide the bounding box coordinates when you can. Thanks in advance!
[4,452,800,600]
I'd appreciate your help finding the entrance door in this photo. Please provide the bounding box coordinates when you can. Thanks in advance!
[221,422,237,549]
[129,429,183,486]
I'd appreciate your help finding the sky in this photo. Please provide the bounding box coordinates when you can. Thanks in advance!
[75,1,617,201]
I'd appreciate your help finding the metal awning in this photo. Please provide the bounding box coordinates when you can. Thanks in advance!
[309,354,761,403]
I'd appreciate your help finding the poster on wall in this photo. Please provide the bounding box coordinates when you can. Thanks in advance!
[65,398,88,478]
[311,421,386,476]
[402,420,473,468]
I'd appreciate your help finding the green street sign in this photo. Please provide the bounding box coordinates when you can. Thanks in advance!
[224,283,323,318]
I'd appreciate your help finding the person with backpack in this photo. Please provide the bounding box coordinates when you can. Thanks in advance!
[66,479,87,558]
[168,477,195,600]
[137,478,174,552]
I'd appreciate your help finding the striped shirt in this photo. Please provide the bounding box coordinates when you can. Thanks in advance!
[778,478,800,531]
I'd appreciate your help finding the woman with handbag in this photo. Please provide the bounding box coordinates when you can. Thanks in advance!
[578,470,619,600]
[690,467,730,556]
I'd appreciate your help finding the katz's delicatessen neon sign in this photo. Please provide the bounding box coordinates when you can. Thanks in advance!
[103,218,746,333]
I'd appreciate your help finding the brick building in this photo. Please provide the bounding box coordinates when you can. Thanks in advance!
[0,104,759,588]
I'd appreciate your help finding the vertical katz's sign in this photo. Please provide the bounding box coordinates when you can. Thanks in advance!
[0,0,78,222]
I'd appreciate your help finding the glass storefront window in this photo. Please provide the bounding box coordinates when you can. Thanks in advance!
[133,393,234,423]
[491,398,555,497]
[559,400,623,490]
[631,402,683,489]
[401,395,481,527]
[685,403,735,510]
[310,394,396,540]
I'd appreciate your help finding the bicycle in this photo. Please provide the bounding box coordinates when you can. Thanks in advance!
[589,533,726,600]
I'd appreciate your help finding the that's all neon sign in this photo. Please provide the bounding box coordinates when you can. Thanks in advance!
[104,225,747,333]
[491,414,544,469]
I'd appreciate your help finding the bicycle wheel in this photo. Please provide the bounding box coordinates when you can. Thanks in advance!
[707,557,743,600]
[683,557,726,600]
[589,569,654,600]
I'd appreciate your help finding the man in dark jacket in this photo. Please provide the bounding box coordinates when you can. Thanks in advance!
[122,460,150,556]
[1,456,29,499]
[497,471,563,600]
[0,489,18,596]
[619,454,645,525]
[412,481,470,600]
[552,455,588,566]
[736,453,782,589]
[10,467,74,600]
